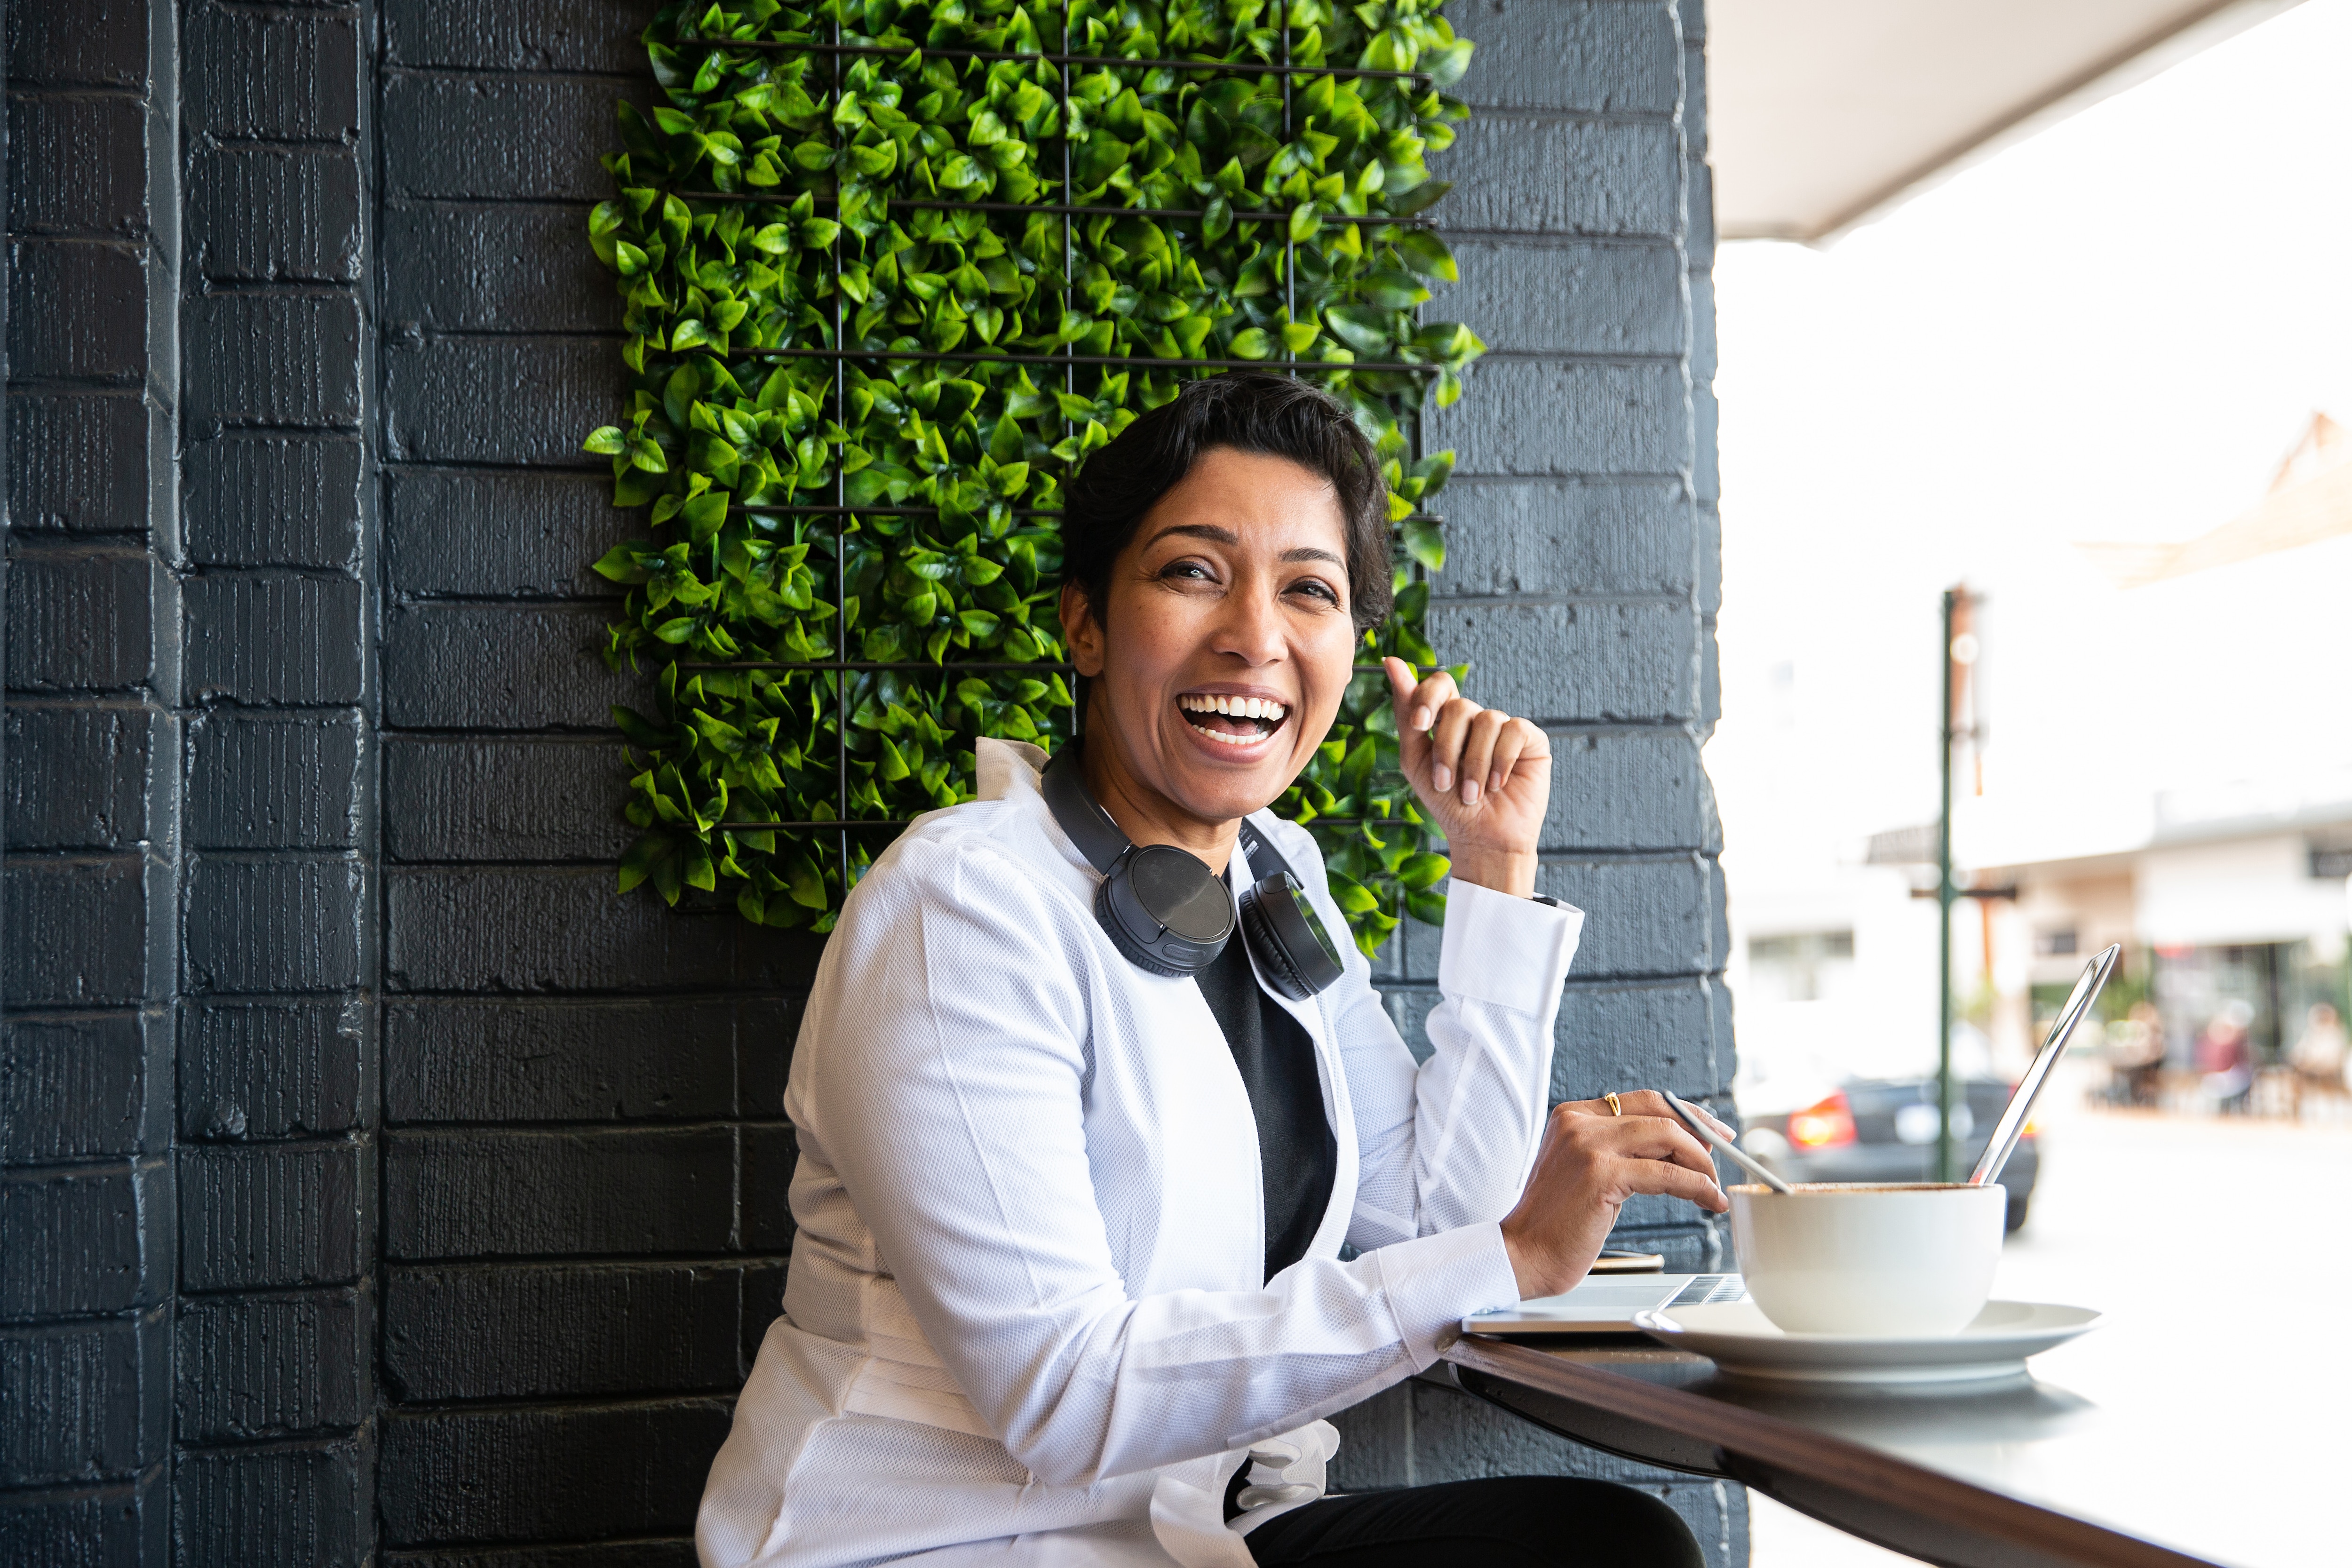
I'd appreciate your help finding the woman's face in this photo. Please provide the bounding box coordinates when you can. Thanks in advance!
[1062,446,1359,832]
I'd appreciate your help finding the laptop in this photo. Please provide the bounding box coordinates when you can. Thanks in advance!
[1462,1272,1748,1336]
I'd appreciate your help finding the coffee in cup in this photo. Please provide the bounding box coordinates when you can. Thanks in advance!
[1729,1182,2005,1336]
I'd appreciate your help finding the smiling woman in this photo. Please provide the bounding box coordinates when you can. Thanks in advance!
[695,374,1731,1568]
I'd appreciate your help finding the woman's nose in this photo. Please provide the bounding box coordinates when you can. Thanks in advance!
[1208,588,1287,665]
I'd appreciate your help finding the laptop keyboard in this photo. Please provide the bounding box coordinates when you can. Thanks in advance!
[1667,1274,1748,1307]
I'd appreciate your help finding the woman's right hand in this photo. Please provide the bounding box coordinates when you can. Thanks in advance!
[1498,1092,1732,1301]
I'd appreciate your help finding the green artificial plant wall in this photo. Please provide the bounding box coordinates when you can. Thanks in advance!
[585,0,1483,951]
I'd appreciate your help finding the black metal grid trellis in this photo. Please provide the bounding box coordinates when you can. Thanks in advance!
[655,19,1451,876]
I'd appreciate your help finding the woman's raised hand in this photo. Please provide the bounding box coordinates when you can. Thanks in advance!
[1499,1091,1734,1301]
[1383,656,1550,898]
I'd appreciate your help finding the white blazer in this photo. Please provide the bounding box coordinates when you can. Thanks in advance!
[698,738,1585,1568]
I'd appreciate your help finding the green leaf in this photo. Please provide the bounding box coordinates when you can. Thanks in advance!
[1396,851,1451,891]
[1385,179,1454,219]
[786,852,827,908]
[1401,519,1447,571]
[1323,304,1392,356]
[1393,228,1458,281]
[1357,269,1431,310]
[1424,37,1475,86]
[583,425,628,455]
[1229,327,1274,360]
[592,543,653,583]
[681,491,729,540]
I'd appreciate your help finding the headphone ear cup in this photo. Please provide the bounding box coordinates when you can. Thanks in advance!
[1240,873,1346,1002]
[1095,875,1216,979]
[1238,882,1311,1001]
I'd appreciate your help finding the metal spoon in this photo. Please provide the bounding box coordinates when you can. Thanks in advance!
[1661,1089,1795,1195]
[1970,944,2119,1188]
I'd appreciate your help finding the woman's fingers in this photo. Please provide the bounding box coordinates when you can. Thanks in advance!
[1573,1089,1739,1144]
[1586,1111,1722,1183]
[1454,708,1510,806]
[1384,658,1461,788]
[1426,695,1478,796]
[1383,657,1455,737]
[1615,1150,1732,1213]
[1485,718,1529,796]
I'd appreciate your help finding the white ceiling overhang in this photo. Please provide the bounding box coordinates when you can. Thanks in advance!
[1708,0,2307,244]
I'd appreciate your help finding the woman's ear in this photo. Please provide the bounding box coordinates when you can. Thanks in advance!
[1060,582,1106,677]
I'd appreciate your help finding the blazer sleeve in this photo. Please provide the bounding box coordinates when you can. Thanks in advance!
[1272,820,1584,1253]
[795,835,1523,1488]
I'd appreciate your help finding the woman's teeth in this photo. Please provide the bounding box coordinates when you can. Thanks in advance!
[1178,693,1288,746]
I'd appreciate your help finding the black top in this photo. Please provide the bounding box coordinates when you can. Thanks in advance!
[1194,933,1339,1283]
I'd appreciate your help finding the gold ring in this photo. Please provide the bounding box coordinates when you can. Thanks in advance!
[1605,1093,1624,1117]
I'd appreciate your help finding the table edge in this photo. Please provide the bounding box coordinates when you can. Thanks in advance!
[1441,1336,2221,1568]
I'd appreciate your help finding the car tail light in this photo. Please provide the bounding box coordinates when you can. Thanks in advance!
[1788,1090,1857,1150]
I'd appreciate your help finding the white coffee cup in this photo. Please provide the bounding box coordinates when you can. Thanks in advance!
[1729,1182,2006,1336]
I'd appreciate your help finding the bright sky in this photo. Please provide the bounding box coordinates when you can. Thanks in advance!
[1706,0,2352,885]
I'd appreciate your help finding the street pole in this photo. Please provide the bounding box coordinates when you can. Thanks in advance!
[1937,588,1959,1183]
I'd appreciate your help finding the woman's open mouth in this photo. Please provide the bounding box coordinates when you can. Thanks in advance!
[1177,693,1289,748]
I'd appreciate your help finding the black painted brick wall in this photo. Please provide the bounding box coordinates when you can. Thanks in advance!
[373,2,807,1559]
[2,0,183,1557]
[0,0,1733,1561]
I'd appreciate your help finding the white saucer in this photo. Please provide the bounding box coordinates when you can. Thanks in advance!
[1630,1299,2102,1385]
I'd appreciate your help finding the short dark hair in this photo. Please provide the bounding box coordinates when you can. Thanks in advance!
[1059,372,1393,631]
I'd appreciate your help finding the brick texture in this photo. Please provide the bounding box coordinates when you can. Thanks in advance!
[8,241,147,382]
[6,546,156,692]
[0,1014,169,1165]
[183,294,364,431]
[7,395,148,534]
[378,1402,734,1547]
[175,1291,365,1441]
[383,998,738,1123]
[183,6,360,143]
[3,704,158,851]
[185,435,364,571]
[0,1164,169,1317]
[189,146,362,284]
[180,1002,364,1142]
[382,1264,741,1401]
[7,97,148,239]
[178,1144,363,1292]
[173,1442,366,1568]
[383,1127,738,1260]
[0,1313,169,1486]
[383,471,625,599]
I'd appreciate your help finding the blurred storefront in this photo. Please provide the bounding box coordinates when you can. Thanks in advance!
[1969,414,2352,1094]
[1728,412,2352,1115]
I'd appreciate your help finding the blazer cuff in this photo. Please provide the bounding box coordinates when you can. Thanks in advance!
[1437,876,1584,1015]
[1374,1222,1523,1371]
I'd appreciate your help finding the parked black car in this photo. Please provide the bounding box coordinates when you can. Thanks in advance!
[1738,1078,2039,1232]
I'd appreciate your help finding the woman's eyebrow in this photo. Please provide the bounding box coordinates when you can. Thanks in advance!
[1142,523,1343,568]
[1143,523,1239,549]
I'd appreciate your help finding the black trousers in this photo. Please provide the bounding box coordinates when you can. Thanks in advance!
[1243,1476,1707,1568]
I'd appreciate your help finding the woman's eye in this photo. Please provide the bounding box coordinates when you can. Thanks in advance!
[1159,559,1216,582]
[1288,578,1342,606]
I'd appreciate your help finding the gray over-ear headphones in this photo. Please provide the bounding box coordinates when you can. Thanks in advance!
[1040,742,1347,1000]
